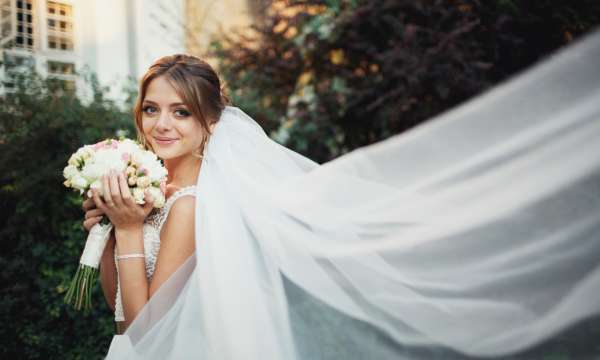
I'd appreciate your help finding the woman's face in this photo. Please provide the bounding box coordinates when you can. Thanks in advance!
[141,75,205,161]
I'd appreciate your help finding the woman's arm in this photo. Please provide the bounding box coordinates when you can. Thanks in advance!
[92,170,196,331]
[114,225,148,329]
[114,196,196,330]
[99,232,117,312]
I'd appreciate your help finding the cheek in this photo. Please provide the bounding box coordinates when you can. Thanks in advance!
[182,124,204,144]
[141,117,154,135]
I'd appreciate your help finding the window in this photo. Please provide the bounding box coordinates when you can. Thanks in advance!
[47,60,75,75]
[46,59,77,96]
[14,0,34,50]
[47,2,72,18]
[16,0,32,10]
[46,1,73,51]
[48,78,76,95]
[47,35,72,50]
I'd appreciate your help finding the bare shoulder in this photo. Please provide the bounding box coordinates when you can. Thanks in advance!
[163,195,196,231]
[168,194,196,215]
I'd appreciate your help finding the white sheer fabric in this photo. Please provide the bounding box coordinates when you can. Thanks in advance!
[105,30,600,359]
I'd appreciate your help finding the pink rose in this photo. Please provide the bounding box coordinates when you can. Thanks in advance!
[92,140,107,150]
[160,180,167,194]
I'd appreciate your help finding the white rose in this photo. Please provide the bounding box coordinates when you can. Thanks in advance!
[67,154,79,167]
[119,139,140,153]
[71,175,88,191]
[147,187,165,208]
[147,163,168,182]
[136,176,151,188]
[132,187,146,204]
[132,149,157,166]
[82,145,95,159]
[63,165,79,179]
[81,149,125,180]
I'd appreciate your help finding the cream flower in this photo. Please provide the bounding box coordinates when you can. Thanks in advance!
[70,175,88,191]
[125,166,136,175]
[147,186,166,208]
[136,176,151,188]
[63,165,79,179]
[128,176,137,186]
[132,187,146,204]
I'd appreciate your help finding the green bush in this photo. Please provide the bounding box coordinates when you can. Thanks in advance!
[213,0,600,163]
[0,72,134,359]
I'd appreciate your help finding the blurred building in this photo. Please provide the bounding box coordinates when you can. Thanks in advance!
[0,0,261,104]
[184,0,266,66]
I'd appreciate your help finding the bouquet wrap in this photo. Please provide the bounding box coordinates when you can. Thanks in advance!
[80,223,114,267]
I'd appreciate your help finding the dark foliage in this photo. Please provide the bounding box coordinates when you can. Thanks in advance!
[213,0,600,162]
[0,73,133,359]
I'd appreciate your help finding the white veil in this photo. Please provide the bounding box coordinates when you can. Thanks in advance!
[105,30,600,359]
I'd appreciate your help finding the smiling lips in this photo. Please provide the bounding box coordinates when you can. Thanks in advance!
[154,136,179,145]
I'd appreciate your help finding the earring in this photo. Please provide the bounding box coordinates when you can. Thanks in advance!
[192,147,204,159]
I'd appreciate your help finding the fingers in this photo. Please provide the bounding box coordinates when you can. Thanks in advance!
[108,170,123,207]
[92,187,107,212]
[101,173,114,207]
[118,172,134,206]
[82,197,96,212]
[85,208,104,219]
[142,190,154,214]
[83,215,103,232]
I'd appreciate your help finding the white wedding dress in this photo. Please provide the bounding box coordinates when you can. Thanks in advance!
[106,31,600,359]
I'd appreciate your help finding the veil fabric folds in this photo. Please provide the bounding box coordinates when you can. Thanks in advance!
[105,30,600,359]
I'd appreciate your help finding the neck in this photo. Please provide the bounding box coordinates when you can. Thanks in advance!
[164,154,201,188]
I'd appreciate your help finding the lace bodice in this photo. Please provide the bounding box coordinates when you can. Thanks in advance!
[114,185,196,322]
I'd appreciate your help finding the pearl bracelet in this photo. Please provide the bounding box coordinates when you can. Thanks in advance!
[115,253,145,260]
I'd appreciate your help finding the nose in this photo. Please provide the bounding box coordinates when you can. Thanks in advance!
[155,110,172,131]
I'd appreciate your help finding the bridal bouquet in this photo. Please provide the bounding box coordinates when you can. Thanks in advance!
[62,138,168,310]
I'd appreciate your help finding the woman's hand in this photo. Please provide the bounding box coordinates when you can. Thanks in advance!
[82,195,104,231]
[91,169,154,231]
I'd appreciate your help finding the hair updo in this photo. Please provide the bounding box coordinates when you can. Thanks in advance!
[132,54,230,154]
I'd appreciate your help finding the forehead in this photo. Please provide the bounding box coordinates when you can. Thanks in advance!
[144,75,183,104]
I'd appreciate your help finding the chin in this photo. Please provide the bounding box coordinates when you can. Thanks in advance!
[154,147,193,161]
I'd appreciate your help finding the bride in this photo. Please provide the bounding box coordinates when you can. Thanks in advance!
[83,31,600,359]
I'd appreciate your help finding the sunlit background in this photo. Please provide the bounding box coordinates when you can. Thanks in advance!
[0,0,261,101]
[1,1,599,358]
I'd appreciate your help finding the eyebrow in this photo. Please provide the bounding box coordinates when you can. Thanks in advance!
[143,99,187,107]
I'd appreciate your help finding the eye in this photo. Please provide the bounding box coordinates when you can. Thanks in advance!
[174,108,191,118]
[142,105,158,115]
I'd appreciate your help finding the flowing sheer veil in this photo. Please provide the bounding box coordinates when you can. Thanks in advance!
[105,30,600,359]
